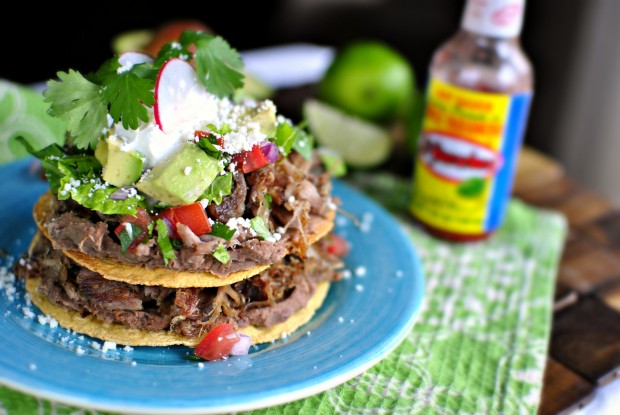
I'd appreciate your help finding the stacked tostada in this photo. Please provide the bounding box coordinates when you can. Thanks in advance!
[15,30,346,357]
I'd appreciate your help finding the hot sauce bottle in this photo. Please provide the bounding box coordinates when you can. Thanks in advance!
[409,0,533,242]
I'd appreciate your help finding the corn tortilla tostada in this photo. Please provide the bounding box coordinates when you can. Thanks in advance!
[15,28,348,358]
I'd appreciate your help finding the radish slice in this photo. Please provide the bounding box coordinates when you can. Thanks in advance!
[118,51,153,73]
[154,58,213,133]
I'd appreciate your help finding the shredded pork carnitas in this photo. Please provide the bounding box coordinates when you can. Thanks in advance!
[16,233,343,337]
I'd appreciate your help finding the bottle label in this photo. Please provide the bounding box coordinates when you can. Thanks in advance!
[462,0,526,38]
[410,77,532,235]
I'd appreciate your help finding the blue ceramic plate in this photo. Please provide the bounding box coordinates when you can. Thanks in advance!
[0,158,425,414]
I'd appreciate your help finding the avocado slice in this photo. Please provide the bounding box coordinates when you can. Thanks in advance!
[102,139,145,187]
[249,103,277,136]
[94,139,108,165]
[136,143,220,206]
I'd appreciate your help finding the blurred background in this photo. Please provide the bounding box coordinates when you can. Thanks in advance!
[3,0,618,204]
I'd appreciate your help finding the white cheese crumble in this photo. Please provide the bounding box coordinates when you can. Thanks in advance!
[102,341,117,352]
[355,266,367,277]
[22,307,35,319]
[0,266,17,302]
[37,314,59,328]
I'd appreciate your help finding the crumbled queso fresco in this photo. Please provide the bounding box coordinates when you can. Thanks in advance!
[111,96,277,170]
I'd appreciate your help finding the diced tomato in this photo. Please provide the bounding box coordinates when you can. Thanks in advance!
[232,144,271,173]
[194,130,224,146]
[324,234,350,257]
[156,202,211,238]
[194,323,241,361]
[122,207,153,231]
[171,202,212,235]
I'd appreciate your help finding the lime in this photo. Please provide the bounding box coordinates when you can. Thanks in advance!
[111,30,154,54]
[319,41,415,122]
[304,99,392,168]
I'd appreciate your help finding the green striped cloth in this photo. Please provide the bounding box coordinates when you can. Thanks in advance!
[0,82,567,415]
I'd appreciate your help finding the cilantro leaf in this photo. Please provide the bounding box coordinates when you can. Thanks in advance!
[207,123,232,135]
[264,194,272,209]
[209,222,236,241]
[91,57,121,84]
[250,217,273,241]
[102,71,155,130]
[156,219,177,266]
[292,128,315,161]
[154,41,192,67]
[274,121,296,156]
[199,172,233,205]
[212,243,231,264]
[193,35,244,98]
[117,223,144,253]
[195,135,222,159]
[44,70,108,150]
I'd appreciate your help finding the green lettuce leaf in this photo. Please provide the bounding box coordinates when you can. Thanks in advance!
[156,219,177,266]
[200,172,233,205]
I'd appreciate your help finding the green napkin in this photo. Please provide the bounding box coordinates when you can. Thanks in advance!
[0,199,566,415]
[0,80,65,163]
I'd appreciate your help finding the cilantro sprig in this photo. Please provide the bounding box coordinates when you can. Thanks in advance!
[43,30,245,150]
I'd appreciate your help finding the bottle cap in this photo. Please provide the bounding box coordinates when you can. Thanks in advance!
[461,0,526,38]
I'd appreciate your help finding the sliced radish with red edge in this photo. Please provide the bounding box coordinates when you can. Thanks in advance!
[154,58,212,133]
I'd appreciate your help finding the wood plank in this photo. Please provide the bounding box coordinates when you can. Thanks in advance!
[538,358,596,415]
[581,211,620,253]
[514,147,565,196]
[551,296,620,385]
[596,278,620,312]
[558,247,620,294]
[549,186,614,228]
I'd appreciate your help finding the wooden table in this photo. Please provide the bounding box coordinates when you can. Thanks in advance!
[514,147,620,415]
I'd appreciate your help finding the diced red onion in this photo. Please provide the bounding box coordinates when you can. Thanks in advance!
[159,217,178,239]
[110,188,131,200]
[260,141,280,164]
[230,334,252,356]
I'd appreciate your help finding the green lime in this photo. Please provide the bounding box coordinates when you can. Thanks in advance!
[111,30,154,54]
[304,99,392,168]
[319,41,415,122]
